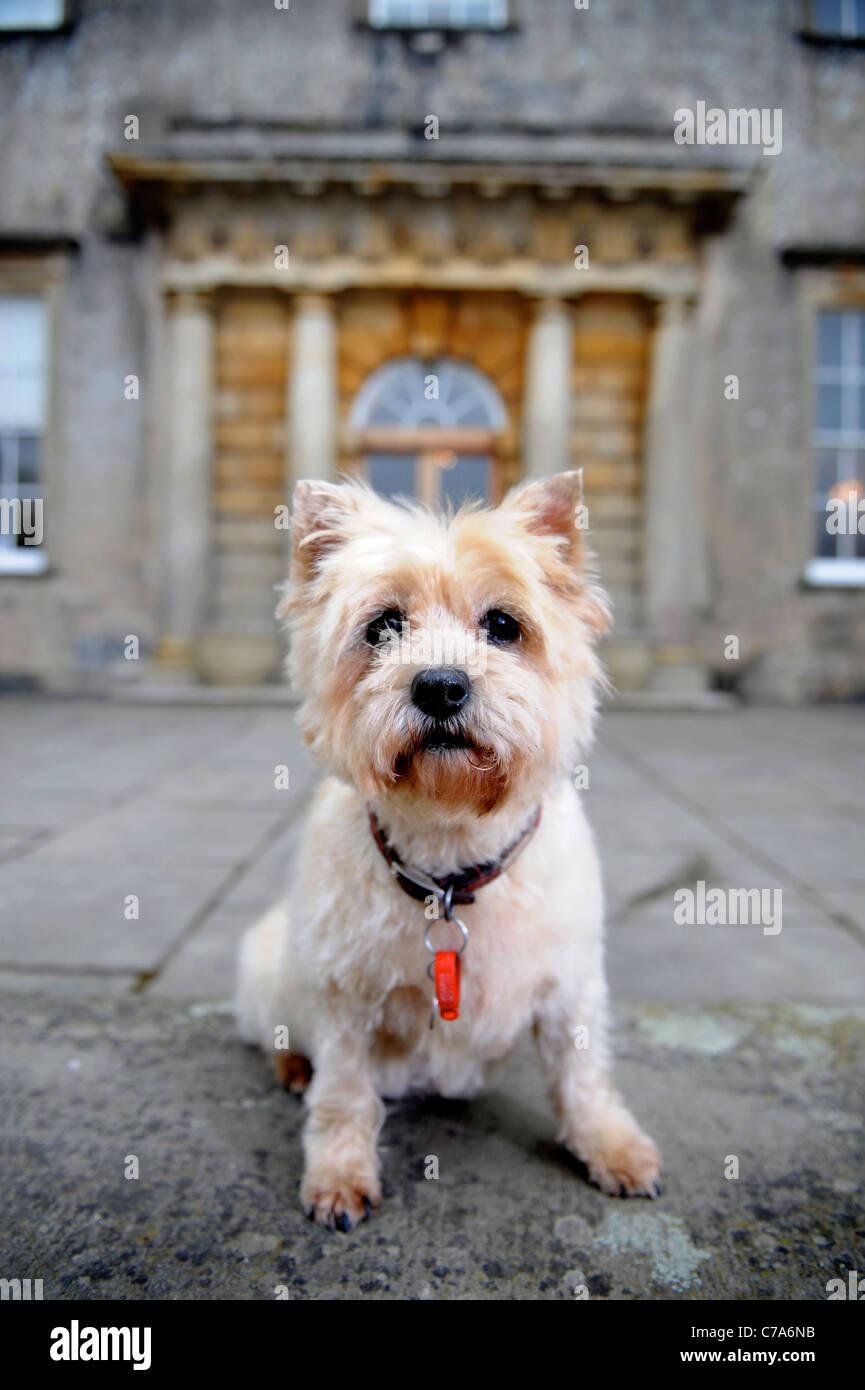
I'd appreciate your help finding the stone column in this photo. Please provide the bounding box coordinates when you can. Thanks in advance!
[643,295,707,692]
[523,297,573,479]
[288,294,337,487]
[156,291,214,676]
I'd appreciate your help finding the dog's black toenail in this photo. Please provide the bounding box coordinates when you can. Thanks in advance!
[619,1183,628,1198]
[338,1212,351,1232]
[362,1196,372,1217]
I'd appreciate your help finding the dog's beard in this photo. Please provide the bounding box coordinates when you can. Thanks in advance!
[369,713,518,816]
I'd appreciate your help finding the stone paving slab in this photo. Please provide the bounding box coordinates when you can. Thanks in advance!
[150,906,259,1000]
[0,701,315,979]
[0,852,235,973]
[608,917,865,1006]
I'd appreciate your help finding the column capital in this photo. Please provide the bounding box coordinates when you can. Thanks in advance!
[528,295,573,320]
[292,292,336,315]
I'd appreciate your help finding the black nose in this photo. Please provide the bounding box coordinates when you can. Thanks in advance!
[411,667,471,721]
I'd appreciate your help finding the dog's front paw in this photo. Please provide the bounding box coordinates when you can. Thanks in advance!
[570,1109,662,1199]
[301,1173,381,1232]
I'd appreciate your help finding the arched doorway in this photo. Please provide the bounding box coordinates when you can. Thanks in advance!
[348,355,507,507]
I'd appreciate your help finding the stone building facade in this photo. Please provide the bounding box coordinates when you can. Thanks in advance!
[1,0,864,700]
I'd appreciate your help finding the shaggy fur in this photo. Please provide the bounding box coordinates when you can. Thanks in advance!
[236,471,661,1230]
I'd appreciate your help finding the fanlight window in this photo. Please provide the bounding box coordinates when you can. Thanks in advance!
[349,357,507,507]
[350,357,506,432]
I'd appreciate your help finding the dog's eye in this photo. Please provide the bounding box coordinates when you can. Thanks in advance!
[481,609,522,644]
[365,609,405,646]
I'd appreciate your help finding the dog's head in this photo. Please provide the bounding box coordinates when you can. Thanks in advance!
[281,472,610,817]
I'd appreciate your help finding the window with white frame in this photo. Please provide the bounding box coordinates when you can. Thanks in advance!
[812,0,865,38]
[0,297,48,574]
[368,0,508,30]
[807,308,865,585]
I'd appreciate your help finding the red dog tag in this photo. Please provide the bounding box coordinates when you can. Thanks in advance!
[435,950,460,1021]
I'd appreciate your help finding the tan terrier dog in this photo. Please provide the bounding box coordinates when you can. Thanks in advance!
[236,471,661,1230]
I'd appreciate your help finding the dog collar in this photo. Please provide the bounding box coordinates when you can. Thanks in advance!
[367,803,542,909]
[367,803,542,1025]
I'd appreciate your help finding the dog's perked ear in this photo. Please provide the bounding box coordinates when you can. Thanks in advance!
[287,479,359,586]
[505,470,611,637]
[508,469,586,555]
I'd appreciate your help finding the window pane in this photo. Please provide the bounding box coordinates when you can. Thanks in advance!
[17,433,39,488]
[814,0,844,31]
[351,356,506,431]
[817,311,843,368]
[855,0,865,36]
[0,297,46,429]
[816,506,837,557]
[465,0,500,21]
[442,382,490,426]
[815,448,839,559]
[369,0,423,24]
[439,455,490,508]
[821,456,865,558]
[0,369,43,429]
[816,382,842,430]
[0,435,15,497]
[0,434,41,550]
[815,448,837,498]
[367,453,416,500]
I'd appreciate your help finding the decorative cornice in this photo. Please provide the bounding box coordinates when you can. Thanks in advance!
[107,144,752,204]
